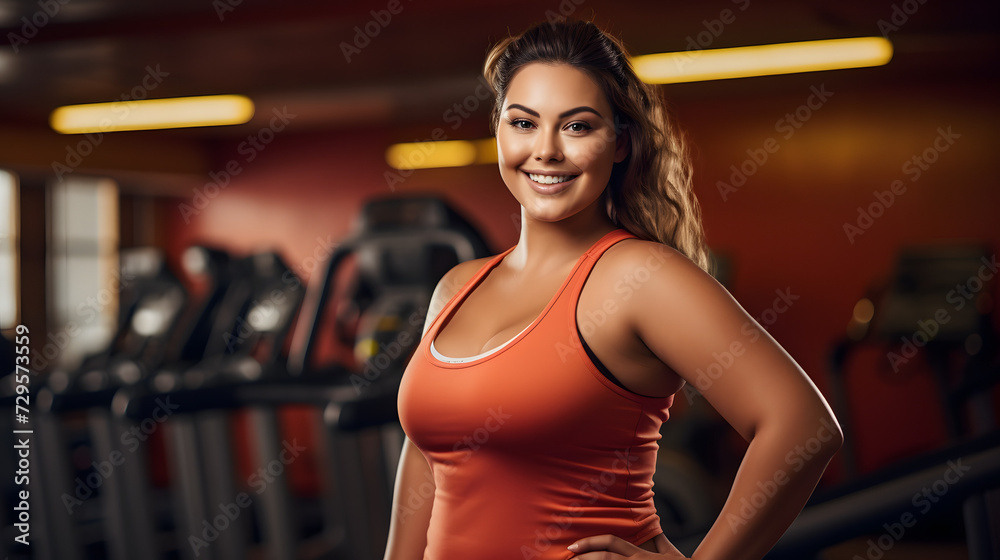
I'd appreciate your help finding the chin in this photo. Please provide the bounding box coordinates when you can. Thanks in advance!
[527,212,572,223]
[520,200,586,223]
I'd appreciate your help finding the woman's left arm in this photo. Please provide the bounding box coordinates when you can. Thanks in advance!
[569,241,844,560]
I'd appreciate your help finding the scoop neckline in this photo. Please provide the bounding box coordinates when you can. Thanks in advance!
[425,228,625,369]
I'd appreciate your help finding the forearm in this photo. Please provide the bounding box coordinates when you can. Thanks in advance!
[692,416,843,560]
[383,437,435,560]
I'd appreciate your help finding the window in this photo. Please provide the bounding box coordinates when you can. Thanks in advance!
[48,176,119,369]
[0,170,17,333]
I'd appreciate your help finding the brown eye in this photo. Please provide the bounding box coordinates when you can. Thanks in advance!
[567,122,592,133]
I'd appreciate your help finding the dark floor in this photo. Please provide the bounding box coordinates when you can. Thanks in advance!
[822,538,969,560]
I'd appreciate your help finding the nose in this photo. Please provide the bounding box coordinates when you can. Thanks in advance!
[533,129,563,162]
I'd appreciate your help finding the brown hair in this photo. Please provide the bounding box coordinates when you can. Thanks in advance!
[484,20,712,274]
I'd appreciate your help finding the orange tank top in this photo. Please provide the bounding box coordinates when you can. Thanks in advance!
[397,228,675,560]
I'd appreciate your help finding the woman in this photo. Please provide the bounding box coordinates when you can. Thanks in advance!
[388,19,842,560]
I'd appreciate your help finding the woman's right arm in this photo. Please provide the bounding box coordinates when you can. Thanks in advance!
[383,258,486,560]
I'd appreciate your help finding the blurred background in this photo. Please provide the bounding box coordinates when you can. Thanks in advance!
[0,0,998,559]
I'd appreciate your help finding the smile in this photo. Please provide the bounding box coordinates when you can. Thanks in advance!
[526,172,578,185]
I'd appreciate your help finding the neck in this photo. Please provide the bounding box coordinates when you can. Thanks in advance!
[506,200,620,274]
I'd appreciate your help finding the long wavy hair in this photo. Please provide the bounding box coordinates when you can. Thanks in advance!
[484,20,712,274]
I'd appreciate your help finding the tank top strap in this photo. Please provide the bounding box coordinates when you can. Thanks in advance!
[590,228,639,257]
[562,228,639,300]
[429,228,636,337]
[581,228,639,269]
[428,245,516,334]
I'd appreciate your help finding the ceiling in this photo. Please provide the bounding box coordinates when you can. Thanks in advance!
[0,0,997,139]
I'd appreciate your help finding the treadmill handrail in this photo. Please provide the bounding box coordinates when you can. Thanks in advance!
[753,444,1000,557]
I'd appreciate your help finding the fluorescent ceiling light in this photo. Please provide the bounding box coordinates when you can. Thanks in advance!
[50,94,255,134]
[386,38,892,170]
[386,137,496,170]
[631,37,893,84]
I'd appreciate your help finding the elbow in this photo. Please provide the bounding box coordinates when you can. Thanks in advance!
[777,410,844,460]
[754,398,846,460]
[817,411,845,456]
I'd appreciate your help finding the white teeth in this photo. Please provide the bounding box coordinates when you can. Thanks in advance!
[528,173,574,185]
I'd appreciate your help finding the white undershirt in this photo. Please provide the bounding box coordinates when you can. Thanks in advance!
[430,323,531,363]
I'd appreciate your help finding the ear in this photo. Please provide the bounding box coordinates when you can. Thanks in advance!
[614,128,631,163]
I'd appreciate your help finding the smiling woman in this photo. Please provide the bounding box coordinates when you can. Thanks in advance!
[388,19,842,560]
[495,62,625,219]
[484,21,710,273]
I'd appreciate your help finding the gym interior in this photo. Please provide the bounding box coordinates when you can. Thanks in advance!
[0,1,998,559]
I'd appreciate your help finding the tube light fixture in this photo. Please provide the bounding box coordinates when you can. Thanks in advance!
[631,37,893,84]
[50,94,255,134]
[385,37,892,170]
[386,137,496,170]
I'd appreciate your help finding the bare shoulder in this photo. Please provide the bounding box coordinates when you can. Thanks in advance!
[435,255,496,301]
[596,237,733,328]
[597,237,713,288]
[421,254,497,336]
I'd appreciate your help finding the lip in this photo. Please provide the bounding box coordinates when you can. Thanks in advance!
[522,170,579,195]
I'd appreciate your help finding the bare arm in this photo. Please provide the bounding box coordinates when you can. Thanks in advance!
[383,258,488,560]
[383,436,434,560]
[639,243,842,559]
[569,242,843,559]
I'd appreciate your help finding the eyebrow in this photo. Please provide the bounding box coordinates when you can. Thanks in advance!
[505,103,604,119]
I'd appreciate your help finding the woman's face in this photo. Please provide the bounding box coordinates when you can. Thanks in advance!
[497,62,628,224]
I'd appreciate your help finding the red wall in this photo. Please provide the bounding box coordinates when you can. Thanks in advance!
[160,75,1000,484]
[680,78,1000,477]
